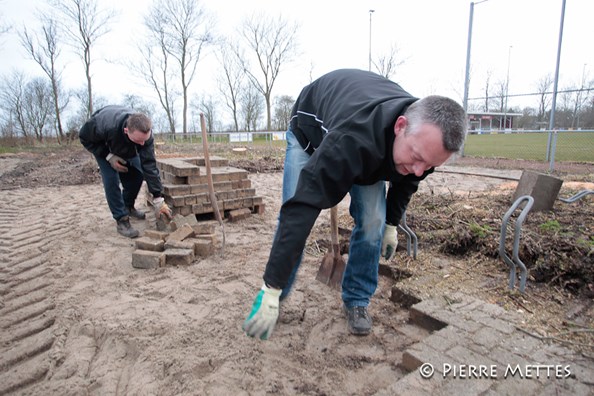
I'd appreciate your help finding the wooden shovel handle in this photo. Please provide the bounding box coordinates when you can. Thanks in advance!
[330,206,339,247]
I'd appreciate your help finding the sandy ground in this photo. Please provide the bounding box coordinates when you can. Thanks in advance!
[0,154,591,395]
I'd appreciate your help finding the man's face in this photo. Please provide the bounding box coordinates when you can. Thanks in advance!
[124,128,152,146]
[392,116,451,176]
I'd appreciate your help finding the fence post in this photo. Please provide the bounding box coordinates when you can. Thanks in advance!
[548,129,558,172]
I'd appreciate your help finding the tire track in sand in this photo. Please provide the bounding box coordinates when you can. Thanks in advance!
[0,187,85,395]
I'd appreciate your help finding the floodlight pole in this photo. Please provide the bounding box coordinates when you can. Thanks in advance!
[547,0,566,172]
[462,0,487,155]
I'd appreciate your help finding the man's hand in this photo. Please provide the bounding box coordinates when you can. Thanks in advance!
[381,224,398,260]
[106,153,128,173]
[153,197,172,220]
[243,284,282,340]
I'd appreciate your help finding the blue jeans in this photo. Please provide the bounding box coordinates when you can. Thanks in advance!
[279,130,386,307]
[94,154,144,221]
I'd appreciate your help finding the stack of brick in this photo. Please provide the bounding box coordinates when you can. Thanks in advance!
[131,214,217,269]
[155,155,265,219]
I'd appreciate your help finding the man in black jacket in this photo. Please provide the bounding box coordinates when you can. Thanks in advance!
[79,105,172,238]
[243,69,467,340]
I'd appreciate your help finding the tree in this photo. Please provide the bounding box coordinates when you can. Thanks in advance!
[23,77,54,142]
[145,0,213,134]
[238,13,299,131]
[240,84,263,132]
[20,15,70,144]
[535,74,553,125]
[53,0,115,116]
[217,41,244,132]
[272,95,294,131]
[0,71,29,141]
[372,43,405,79]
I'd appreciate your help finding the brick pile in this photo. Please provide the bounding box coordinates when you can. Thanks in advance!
[131,214,217,269]
[155,155,265,219]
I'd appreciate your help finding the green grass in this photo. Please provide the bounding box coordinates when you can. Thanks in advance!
[463,131,594,162]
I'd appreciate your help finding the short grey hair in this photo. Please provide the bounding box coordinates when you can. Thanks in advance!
[403,95,467,152]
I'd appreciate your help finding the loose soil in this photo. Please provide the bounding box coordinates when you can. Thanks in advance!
[0,143,592,395]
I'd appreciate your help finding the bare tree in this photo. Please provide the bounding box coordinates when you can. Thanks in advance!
[238,13,299,131]
[144,0,212,134]
[20,15,70,144]
[24,77,54,142]
[136,34,178,133]
[217,41,244,132]
[53,0,115,116]
[240,84,263,132]
[272,95,294,131]
[0,71,28,141]
[372,43,405,79]
[535,74,553,124]
[482,71,492,112]
[192,95,217,133]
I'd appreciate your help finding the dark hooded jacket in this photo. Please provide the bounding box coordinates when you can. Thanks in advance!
[79,105,163,197]
[264,69,434,288]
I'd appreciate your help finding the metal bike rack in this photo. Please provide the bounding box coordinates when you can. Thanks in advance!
[398,211,418,259]
[499,195,534,293]
[558,189,594,203]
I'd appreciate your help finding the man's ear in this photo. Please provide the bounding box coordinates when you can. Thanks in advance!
[394,116,407,136]
[123,127,129,134]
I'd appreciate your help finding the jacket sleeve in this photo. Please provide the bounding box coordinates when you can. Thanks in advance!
[385,169,433,226]
[79,117,109,159]
[138,137,163,197]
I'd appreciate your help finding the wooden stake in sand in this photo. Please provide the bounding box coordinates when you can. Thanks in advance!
[200,113,226,254]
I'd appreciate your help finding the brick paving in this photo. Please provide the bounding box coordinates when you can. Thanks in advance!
[381,293,594,395]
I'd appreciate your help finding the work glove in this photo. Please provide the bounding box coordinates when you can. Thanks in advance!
[243,284,282,340]
[106,153,128,173]
[153,197,173,220]
[381,224,398,260]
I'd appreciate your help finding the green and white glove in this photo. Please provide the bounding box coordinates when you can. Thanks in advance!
[243,284,282,340]
[106,153,128,173]
[381,224,398,260]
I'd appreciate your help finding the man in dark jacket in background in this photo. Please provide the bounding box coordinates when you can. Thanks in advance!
[243,69,467,340]
[79,105,172,238]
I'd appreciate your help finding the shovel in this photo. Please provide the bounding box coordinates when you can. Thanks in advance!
[316,206,346,290]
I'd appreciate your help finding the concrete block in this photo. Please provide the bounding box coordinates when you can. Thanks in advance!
[135,237,165,252]
[512,170,563,211]
[165,248,194,266]
[167,223,195,242]
[132,250,165,269]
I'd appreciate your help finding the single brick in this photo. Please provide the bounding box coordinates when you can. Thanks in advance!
[167,223,195,242]
[170,213,199,232]
[191,221,217,235]
[165,248,194,266]
[186,237,213,257]
[228,208,251,222]
[164,239,195,251]
[135,237,165,252]
[143,230,170,241]
[132,250,165,269]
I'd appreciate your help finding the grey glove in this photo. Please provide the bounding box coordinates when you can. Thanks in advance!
[106,153,128,173]
[381,224,398,260]
[153,197,173,220]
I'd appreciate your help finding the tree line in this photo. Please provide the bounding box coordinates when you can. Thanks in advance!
[0,0,592,145]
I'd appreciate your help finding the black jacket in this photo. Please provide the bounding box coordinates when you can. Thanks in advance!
[264,69,433,288]
[79,105,163,197]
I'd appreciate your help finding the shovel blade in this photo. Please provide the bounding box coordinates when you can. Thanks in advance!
[316,252,335,285]
[327,255,346,290]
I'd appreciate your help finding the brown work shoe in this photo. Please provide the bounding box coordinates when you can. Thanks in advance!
[116,216,139,238]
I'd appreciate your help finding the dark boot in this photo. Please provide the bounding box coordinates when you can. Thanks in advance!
[116,216,139,238]
[343,305,372,335]
[127,206,146,220]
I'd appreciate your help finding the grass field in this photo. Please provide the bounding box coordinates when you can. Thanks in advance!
[463,131,594,162]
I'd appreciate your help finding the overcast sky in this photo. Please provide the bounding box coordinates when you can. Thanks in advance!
[1,0,593,114]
